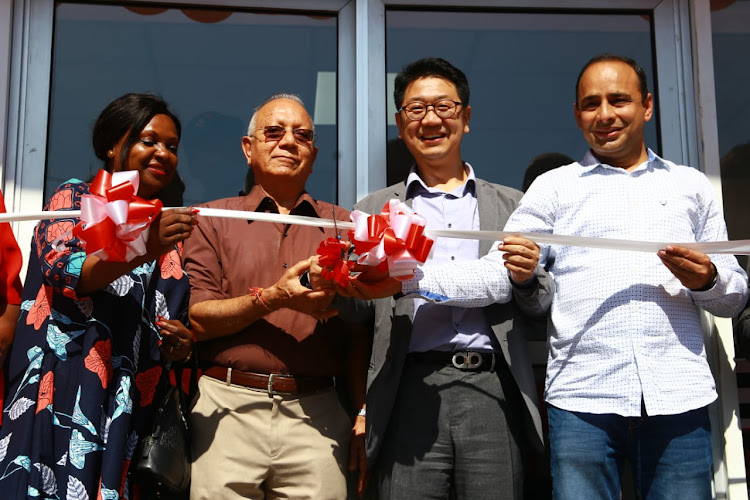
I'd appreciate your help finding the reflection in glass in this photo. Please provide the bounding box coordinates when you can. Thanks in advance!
[385,10,656,188]
[713,1,750,246]
[47,4,337,206]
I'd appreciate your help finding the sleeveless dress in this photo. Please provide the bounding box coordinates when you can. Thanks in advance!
[0,180,190,500]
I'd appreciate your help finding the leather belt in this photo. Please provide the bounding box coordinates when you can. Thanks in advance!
[204,366,333,397]
[407,350,506,372]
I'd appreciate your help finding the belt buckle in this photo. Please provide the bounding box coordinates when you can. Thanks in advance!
[452,351,483,370]
[267,373,293,397]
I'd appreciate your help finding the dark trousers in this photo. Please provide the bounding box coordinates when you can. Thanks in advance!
[377,355,525,500]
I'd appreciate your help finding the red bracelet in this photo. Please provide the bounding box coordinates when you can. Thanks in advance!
[248,287,272,312]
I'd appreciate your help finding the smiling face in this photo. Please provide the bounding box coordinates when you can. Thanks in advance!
[395,76,471,170]
[575,60,653,170]
[109,113,179,199]
[241,98,318,193]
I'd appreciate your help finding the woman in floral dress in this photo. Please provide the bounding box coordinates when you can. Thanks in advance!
[0,93,197,499]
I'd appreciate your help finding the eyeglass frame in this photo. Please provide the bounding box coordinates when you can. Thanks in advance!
[397,99,464,121]
[252,125,317,147]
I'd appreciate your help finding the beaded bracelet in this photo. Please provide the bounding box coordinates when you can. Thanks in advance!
[248,286,273,312]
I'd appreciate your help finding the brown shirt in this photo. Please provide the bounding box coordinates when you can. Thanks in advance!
[183,185,352,376]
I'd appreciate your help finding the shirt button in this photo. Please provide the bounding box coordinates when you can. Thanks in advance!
[451,256,455,261]
[283,232,288,237]
[282,263,288,269]
[448,223,452,228]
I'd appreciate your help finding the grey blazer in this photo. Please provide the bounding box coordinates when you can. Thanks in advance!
[356,177,553,466]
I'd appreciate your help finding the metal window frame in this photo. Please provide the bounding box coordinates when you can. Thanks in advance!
[2,0,742,496]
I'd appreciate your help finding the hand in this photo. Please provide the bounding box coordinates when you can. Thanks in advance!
[335,263,402,299]
[657,245,717,290]
[348,413,369,498]
[146,207,199,259]
[157,317,194,362]
[266,258,339,320]
[498,236,540,284]
[309,255,335,291]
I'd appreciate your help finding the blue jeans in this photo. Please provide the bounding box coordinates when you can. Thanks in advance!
[547,404,712,500]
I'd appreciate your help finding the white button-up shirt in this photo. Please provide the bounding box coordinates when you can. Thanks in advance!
[404,150,748,417]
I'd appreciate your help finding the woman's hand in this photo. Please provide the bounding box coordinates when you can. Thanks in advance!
[146,208,199,260]
[157,317,194,363]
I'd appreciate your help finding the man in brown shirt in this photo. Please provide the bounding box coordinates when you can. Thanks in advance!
[183,93,369,499]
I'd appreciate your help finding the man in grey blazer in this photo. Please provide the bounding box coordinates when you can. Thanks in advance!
[350,58,553,500]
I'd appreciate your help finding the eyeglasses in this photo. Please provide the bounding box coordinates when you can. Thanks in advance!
[254,126,316,147]
[398,100,463,121]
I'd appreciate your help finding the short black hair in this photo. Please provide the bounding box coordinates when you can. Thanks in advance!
[394,57,470,110]
[575,54,649,107]
[92,93,181,172]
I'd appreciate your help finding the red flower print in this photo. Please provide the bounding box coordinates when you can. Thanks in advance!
[45,221,74,245]
[159,248,182,280]
[135,366,163,407]
[36,371,54,414]
[84,340,112,388]
[48,188,73,211]
[27,285,52,330]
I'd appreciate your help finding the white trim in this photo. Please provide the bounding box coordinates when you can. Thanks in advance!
[338,0,357,208]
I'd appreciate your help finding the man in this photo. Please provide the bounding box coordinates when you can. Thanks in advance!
[351,54,749,498]
[354,58,552,500]
[183,94,368,499]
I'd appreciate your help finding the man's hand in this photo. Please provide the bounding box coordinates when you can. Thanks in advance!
[348,413,369,498]
[657,245,717,290]
[497,236,540,284]
[266,258,339,320]
[335,263,403,300]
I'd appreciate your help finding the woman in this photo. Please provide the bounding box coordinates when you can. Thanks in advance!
[0,93,197,499]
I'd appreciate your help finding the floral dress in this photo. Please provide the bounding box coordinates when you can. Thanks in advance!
[0,180,190,500]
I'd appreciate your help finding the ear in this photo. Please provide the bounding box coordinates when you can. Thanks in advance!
[643,93,654,122]
[395,112,405,140]
[241,136,253,166]
[463,105,471,133]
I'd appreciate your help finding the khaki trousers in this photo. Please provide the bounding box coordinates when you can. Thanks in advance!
[189,374,351,500]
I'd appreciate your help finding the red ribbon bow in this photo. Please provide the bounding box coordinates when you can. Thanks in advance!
[72,170,162,262]
[348,200,434,279]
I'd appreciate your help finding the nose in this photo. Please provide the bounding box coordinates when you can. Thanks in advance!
[278,128,297,147]
[596,102,615,122]
[421,105,442,125]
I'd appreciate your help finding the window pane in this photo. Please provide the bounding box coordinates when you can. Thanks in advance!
[714,1,750,244]
[47,3,337,205]
[385,10,656,189]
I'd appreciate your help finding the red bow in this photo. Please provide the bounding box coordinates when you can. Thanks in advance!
[73,170,162,262]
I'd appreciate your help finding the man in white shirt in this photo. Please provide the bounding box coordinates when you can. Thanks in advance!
[343,54,748,498]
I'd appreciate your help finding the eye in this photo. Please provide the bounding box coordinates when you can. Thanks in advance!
[167,144,179,154]
[407,103,426,114]
[141,139,156,147]
[293,129,315,144]
[435,101,453,112]
[264,126,286,141]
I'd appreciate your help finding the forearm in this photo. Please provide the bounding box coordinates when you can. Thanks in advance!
[77,254,153,296]
[511,265,554,317]
[402,248,513,307]
[691,258,749,318]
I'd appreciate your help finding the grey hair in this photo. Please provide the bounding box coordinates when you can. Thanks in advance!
[246,93,314,136]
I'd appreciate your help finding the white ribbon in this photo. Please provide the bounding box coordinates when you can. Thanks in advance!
[4,206,750,255]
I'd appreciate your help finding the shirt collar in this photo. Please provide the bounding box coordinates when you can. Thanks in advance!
[244,184,319,218]
[578,148,670,176]
[405,162,477,198]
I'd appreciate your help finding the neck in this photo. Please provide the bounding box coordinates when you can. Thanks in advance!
[597,146,649,172]
[258,184,303,215]
[415,160,467,192]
